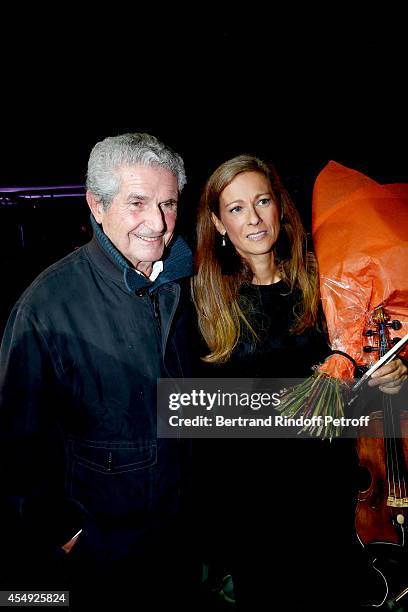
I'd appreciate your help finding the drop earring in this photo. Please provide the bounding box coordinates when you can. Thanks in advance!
[221,233,226,247]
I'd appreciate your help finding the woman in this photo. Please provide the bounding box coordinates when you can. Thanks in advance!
[192,155,407,611]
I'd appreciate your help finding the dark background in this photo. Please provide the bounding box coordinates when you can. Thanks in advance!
[0,18,407,608]
[1,21,407,334]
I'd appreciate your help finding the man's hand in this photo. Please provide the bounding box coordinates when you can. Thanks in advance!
[368,358,408,395]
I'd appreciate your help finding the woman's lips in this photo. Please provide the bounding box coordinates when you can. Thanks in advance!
[246,231,268,241]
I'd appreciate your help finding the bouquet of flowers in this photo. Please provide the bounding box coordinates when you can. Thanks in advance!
[277,161,408,438]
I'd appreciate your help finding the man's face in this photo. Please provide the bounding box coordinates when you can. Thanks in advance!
[89,164,178,276]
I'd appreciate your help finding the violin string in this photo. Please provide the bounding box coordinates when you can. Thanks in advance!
[387,394,400,501]
[395,390,408,500]
[386,343,406,503]
[366,309,406,543]
[380,319,403,504]
[379,323,396,502]
[394,393,406,501]
[394,394,405,505]
[385,397,395,501]
[382,339,405,505]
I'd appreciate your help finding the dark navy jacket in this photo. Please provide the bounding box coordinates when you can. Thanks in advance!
[0,221,194,574]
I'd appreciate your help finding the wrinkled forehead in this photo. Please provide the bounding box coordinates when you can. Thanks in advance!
[116,163,179,197]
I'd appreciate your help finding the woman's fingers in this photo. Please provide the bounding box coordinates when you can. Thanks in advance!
[368,358,407,394]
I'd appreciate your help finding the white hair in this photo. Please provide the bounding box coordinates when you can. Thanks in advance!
[86,132,186,209]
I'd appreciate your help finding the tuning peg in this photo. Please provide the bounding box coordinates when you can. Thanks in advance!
[391,337,402,345]
[363,330,377,337]
[387,320,402,330]
[363,346,379,353]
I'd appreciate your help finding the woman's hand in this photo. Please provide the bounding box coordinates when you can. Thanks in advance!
[368,358,408,394]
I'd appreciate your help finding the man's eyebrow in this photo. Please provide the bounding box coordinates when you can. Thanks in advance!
[125,194,178,203]
[161,197,178,204]
[126,193,147,202]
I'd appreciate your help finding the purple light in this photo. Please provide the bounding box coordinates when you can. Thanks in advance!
[0,185,86,206]
[0,185,85,193]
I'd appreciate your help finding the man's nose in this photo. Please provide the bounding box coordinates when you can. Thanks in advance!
[147,204,166,233]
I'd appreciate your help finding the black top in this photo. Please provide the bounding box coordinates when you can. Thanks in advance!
[207,280,329,379]
[196,282,363,610]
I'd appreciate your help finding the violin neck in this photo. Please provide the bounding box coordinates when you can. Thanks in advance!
[372,307,408,500]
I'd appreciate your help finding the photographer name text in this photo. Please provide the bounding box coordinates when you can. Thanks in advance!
[168,415,370,428]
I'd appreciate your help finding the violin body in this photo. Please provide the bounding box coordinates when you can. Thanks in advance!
[356,412,408,608]
[356,411,408,546]
[355,307,408,609]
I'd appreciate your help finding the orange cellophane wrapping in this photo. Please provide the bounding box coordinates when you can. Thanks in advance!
[312,161,408,380]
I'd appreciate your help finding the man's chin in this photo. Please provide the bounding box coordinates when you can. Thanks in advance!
[129,248,164,272]
[132,242,164,258]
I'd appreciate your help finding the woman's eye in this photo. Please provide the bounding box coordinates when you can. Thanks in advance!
[229,206,242,213]
[257,198,271,206]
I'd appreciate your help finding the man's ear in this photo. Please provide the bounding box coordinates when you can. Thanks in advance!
[86,191,104,224]
[211,212,225,236]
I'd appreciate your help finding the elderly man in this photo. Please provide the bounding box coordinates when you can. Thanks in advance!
[0,133,197,609]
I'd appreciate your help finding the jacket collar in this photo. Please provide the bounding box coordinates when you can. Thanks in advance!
[86,214,192,294]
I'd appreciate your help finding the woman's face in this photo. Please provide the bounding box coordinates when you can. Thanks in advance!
[212,171,281,261]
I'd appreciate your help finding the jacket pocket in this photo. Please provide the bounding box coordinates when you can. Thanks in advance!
[67,439,157,519]
[70,439,156,474]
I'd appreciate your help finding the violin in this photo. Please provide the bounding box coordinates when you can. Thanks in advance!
[355,306,408,609]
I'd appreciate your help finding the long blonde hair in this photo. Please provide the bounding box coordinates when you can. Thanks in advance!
[192,155,319,363]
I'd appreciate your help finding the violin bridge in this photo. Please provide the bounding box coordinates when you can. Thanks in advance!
[386,496,408,508]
